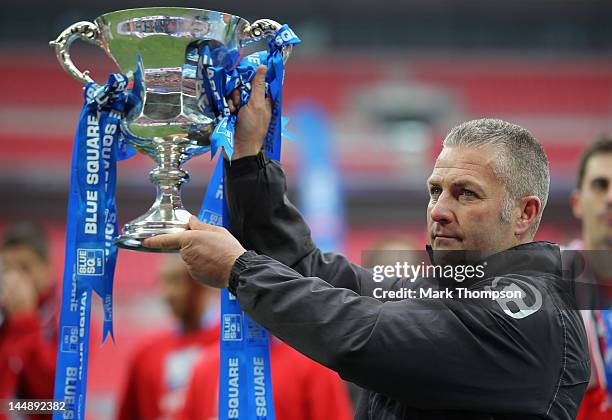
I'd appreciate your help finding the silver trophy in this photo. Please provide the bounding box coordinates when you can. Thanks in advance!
[50,7,291,251]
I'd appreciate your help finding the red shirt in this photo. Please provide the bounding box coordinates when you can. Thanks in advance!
[180,341,353,420]
[0,314,42,398]
[578,387,612,420]
[578,310,612,420]
[117,323,220,420]
[0,288,58,420]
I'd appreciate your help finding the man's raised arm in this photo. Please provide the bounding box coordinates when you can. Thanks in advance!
[223,65,368,293]
[224,152,368,293]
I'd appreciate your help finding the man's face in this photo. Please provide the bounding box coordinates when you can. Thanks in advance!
[0,245,50,295]
[572,153,612,250]
[427,146,516,253]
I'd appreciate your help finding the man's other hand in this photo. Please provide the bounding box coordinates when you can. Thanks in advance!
[227,65,273,160]
[143,217,247,289]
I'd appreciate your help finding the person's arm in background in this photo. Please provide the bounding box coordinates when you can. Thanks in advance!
[224,66,369,294]
[17,319,56,400]
[0,314,41,398]
[301,354,353,420]
[0,270,57,420]
[0,269,55,397]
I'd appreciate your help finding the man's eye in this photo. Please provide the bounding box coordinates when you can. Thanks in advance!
[430,186,442,196]
[460,189,476,198]
[592,178,609,192]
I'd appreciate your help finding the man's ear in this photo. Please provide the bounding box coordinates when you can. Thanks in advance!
[570,189,583,219]
[514,195,542,237]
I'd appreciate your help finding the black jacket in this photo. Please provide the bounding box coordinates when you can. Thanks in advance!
[224,153,590,419]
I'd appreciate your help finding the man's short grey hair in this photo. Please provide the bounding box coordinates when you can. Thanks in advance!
[442,118,550,237]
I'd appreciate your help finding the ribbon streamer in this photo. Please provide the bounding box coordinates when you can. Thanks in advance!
[196,24,300,420]
[53,74,134,420]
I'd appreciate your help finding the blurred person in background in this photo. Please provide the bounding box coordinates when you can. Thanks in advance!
[0,222,57,419]
[117,255,219,420]
[361,235,422,268]
[571,137,612,253]
[180,333,353,420]
[571,137,612,420]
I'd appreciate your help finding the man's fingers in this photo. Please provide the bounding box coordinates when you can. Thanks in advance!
[249,65,268,105]
[231,89,241,108]
[188,216,218,231]
[143,233,185,249]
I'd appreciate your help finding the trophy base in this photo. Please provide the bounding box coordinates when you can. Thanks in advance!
[114,208,193,253]
[115,232,181,253]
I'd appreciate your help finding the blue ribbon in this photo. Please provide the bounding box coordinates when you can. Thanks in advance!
[263,25,301,160]
[600,310,612,398]
[198,46,236,160]
[53,74,134,420]
[199,160,276,420]
[198,25,300,163]
[196,24,300,420]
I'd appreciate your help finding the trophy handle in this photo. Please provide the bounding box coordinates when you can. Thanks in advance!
[49,21,101,84]
[241,19,292,63]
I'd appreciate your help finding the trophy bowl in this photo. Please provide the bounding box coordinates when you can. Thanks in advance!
[50,7,290,252]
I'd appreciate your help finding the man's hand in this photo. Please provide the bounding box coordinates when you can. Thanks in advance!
[227,65,272,160]
[0,269,38,317]
[142,216,247,288]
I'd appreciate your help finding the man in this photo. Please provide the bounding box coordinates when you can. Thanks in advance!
[570,137,612,419]
[117,255,219,420]
[0,222,57,420]
[144,66,590,418]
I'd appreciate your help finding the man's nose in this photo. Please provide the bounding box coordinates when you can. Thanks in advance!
[430,193,454,224]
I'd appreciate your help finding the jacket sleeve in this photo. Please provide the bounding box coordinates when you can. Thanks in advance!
[224,153,369,294]
[229,251,576,414]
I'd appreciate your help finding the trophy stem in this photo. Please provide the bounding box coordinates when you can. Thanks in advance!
[115,136,193,252]
[149,151,189,218]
